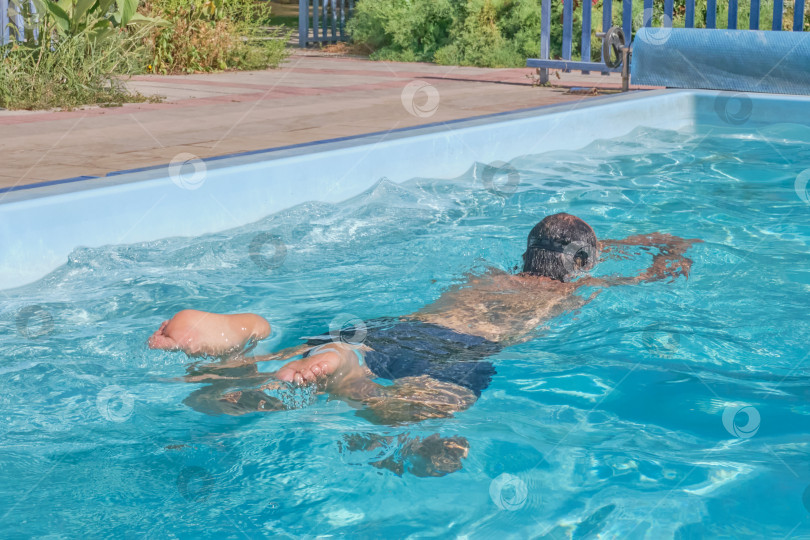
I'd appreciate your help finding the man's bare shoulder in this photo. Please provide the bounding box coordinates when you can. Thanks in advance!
[487,271,578,294]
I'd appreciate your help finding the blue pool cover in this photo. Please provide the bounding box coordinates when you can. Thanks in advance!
[631,28,810,95]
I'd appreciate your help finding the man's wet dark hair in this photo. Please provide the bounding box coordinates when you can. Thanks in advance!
[521,213,598,282]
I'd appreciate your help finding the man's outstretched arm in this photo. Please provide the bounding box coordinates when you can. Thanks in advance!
[586,233,703,287]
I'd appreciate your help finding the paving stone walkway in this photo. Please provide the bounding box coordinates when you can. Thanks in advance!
[0,50,656,190]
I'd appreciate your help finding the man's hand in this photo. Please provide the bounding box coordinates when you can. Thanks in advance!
[639,251,695,282]
[596,233,702,285]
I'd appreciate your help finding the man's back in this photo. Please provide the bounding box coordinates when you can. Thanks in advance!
[412,271,586,343]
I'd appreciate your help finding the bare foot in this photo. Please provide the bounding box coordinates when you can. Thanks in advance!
[275,344,366,390]
[148,309,271,357]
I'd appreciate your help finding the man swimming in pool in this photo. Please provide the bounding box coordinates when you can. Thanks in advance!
[149,213,700,426]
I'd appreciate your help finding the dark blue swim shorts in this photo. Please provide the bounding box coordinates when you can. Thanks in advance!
[305,317,499,397]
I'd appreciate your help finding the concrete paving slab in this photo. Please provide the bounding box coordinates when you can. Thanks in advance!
[1,51,656,189]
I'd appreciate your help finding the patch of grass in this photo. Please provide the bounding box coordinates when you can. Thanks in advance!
[268,14,299,28]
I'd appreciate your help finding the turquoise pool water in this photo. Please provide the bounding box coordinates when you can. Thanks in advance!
[2,122,810,538]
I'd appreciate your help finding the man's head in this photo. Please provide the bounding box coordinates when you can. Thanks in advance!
[521,213,599,282]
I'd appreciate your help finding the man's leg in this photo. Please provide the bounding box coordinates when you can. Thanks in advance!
[182,343,368,415]
[347,375,478,424]
[269,343,480,422]
[189,343,478,422]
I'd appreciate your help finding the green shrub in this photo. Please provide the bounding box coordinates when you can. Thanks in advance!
[348,0,577,68]
[348,0,810,68]
[434,0,527,67]
[347,0,456,62]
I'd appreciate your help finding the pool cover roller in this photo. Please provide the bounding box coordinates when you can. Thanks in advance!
[631,28,810,95]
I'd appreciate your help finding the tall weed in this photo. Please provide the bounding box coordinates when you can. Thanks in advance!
[0,12,153,109]
[142,0,291,74]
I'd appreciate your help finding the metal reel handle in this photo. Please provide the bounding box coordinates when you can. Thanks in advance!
[602,26,626,69]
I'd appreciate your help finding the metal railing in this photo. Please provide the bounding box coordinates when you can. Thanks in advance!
[1,0,12,44]
[528,0,808,83]
[298,0,354,48]
[2,0,38,45]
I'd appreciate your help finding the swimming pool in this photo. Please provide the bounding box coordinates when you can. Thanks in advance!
[2,90,810,537]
